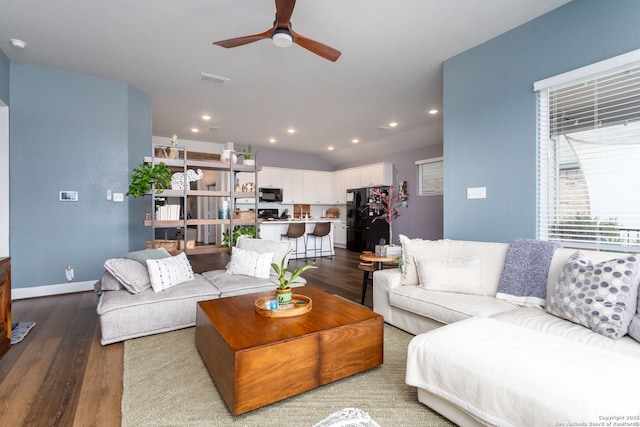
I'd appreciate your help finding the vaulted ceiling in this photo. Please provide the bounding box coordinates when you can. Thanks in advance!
[0,0,570,164]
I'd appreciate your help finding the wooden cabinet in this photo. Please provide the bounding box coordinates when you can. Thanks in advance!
[303,171,333,204]
[0,257,11,360]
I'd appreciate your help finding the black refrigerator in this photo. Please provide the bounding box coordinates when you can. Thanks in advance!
[346,187,390,252]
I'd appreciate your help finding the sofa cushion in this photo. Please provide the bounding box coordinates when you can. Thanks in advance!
[226,247,273,279]
[447,240,510,296]
[104,258,152,294]
[146,252,195,292]
[416,256,484,295]
[388,285,517,325]
[399,235,450,286]
[99,271,124,291]
[547,251,640,339]
[201,269,305,298]
[629,315,640,342]
[236,236,293,274]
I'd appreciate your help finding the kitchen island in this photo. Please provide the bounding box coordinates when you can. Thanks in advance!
[259,219,341,259]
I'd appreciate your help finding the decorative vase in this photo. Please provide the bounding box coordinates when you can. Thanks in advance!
[220,149,237,164]
[276,288,292,304]
[243,158,255,166]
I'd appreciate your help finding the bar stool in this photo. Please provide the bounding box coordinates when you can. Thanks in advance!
[280,223,306,259]
[306,222,332,260]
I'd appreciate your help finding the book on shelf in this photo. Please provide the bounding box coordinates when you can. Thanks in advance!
[155,205,180,221]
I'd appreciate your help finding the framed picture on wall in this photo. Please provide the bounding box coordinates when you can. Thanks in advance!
[59,191,78,202]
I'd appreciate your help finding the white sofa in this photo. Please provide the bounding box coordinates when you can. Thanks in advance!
[373,237,640,426]
[96,237,304,345]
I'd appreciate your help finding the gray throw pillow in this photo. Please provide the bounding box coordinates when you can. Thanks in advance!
[123,248,170,265]
[546,251,640,339]
[628,315,640,342]
[100,271,124,291]
[104,258,152,294]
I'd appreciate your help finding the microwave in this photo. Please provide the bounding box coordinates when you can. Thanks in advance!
[259,187,283,202]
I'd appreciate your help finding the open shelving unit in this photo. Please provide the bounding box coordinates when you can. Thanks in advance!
[145,144,260,255]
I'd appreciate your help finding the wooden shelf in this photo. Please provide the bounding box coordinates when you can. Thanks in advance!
[145,218,263,227]
[146,190,257,198]
[186,245,230,255]
[144,156,261,172]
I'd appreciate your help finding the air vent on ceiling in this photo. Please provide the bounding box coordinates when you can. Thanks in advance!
[208,126,219,131]
[376,125,391,131]
[199,72,230,85]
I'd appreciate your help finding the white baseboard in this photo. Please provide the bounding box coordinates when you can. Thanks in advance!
[12,280,97,300]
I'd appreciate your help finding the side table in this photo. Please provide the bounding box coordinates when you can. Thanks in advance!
[359,253,398,305]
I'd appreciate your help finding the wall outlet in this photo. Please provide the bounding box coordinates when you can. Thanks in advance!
[467,187,486,199]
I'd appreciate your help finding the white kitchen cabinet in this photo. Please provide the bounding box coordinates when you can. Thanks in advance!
[345,168,360,190]
[303,170,333,204]
[281,169,304,204]
[334,221,347,248]
[332,170,347,204]
[359,163,393,187]
[258,167,282,189]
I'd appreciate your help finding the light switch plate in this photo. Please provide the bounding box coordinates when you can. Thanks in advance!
[467,187,486,199]
[113,193,124,202]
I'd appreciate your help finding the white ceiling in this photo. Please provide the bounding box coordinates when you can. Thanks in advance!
[0,0,570,165]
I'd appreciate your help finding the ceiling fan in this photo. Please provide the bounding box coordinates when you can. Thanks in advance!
[213,0,342,62]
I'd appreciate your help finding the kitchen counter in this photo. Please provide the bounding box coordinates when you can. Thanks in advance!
[259,219,341,259]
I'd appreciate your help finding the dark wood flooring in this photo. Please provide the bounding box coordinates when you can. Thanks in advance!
[0,248,371,426]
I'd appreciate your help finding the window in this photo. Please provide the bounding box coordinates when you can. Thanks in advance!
[416,157,443,196]
[536,49,640,251]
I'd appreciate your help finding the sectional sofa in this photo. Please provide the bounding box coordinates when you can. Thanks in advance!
[373,236,640,426]
[95,236,304,345]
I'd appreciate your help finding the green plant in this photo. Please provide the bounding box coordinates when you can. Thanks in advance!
[222,225,258,247]
[271,250,318,290]
[244,144,253,160]
[126,162,172,198]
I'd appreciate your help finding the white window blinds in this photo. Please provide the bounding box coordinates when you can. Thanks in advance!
[536,50,640,251]
[416,157,443,196]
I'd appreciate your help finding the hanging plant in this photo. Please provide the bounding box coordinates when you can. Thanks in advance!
[126,162,172,198]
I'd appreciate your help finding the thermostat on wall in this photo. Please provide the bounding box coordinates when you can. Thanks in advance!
[59,191,78,202]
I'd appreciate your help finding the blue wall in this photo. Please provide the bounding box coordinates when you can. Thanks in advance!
[443,0,640,242]
[9,63,150,288]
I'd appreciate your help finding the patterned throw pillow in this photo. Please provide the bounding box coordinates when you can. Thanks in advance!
[226,247,274,279]
[146,252,195,292]
[546,251,640,339]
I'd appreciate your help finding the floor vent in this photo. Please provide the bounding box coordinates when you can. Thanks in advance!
[199,72,230,85]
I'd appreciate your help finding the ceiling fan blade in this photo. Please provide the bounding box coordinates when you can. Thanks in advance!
[213,29,273,48]
[274,0,296,28]
[290,29,342,62]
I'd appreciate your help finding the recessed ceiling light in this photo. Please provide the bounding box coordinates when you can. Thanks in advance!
[191,128,199,133]
[328,146,335,151]
[429,109,439,115]
[389,122,398,128]
[269,138,276,143]
[202,115,211,121]
[10,38,26,49]
[352,138,359,144]
[287,128,296,134]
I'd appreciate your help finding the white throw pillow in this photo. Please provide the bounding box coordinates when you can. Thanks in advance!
[226,247,274,279]
[146,252,195,292]
[236,236,292,274]
[416,256,484,295]
[399,234,451,285]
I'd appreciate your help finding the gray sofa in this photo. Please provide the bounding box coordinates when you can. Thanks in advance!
[95,237,304,345]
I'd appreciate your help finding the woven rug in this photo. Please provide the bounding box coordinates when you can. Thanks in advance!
[122,324,454,426]
[11,322,35,344]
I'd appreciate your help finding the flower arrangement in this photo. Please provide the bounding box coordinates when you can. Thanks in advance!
[366,186,407,246]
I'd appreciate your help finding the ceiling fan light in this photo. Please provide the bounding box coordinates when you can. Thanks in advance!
[272,32,292,48]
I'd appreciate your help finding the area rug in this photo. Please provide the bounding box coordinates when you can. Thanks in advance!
[11,322,35,344]
[122,324,454,426]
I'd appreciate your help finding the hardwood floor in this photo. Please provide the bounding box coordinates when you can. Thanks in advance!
[0,248,372,426]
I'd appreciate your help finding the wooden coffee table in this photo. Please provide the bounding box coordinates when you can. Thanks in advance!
[195,286,384,415]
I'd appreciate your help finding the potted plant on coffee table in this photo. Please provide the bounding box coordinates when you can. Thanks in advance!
[271,251,317,304]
